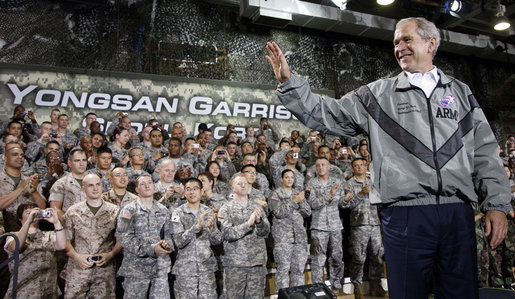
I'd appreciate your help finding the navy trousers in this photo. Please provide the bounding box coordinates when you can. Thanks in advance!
[380,203,478,299]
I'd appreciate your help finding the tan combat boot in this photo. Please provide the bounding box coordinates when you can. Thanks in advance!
[353,284,365,299]
[370,281,388,297]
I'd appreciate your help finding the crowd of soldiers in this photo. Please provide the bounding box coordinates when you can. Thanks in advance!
[0,105,513,299]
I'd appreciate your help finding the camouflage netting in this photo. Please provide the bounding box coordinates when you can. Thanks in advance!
[0,0,513,130]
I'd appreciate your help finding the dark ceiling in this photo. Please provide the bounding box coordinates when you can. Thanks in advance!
[306,0,515,45]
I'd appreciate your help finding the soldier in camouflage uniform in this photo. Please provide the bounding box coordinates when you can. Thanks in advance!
[154,159,186,211]
[3,204,65,299]
[72,112,97,139]
[305,145,343,184]
[25,122,57,164]
[56,114,78,151]
[198,172,227,211]
[241,164,269,214]
[218,176,270,299]
[116,174,173,299]
[207,161,232,197]
[107,127,130,166]
[63,174,121,299]
[0,135,35,178]
[126,147,151,186]
[102,167,138,209]
[270,169,311,290]
[231,153,271,197]
[171,178,222,298]
[85,146,114,192]
[269,145,305,191]
[0,143,46,232]
[306,158,345,289]
[341,158,386,298]
[49,149,87,221]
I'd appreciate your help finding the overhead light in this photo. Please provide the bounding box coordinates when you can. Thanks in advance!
[494,2,511,31]
[377,0,395,5]
[449,0,462,12]
[494,16,511,30]
[330,0,348,10]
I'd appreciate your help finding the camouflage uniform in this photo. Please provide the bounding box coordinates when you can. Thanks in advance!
[306,176,345,287]
[341,177,384,286]
[86,168,113,192]
[3,230,60,298]
[0,171,35,232]
[487,198,514,288]
[181,152,207,175]
[269,187,311,290]
[171,204,222,299]
[125,167,150,186]
[0,155,34,178]
[201,193,227,211]
[48,172,85,213]
[218,199,270,299]
[32,160,68,182]
[257,127,279,149]
[473,202,489,287]
[231,171,271,198]
[24,139,46,164]
[334,159,353,180]
[269,150,306,190]
[305,164,343,184]
[59,129,78,148]
[155,180,185,211]
[151,158,196,183]
[73,127,90,139]
[63,200,119,299]
[102,189,139,209]
[213,180,232,197]
[107,143,128,165]
[116,199,173,299]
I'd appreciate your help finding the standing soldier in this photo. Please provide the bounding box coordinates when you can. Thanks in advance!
[171,178,222,298]
[270,169,311,291]
[218,176,270,299]
[341,158,386,298]
[116,174,173,299]
[49,148,87,221]
[102,167,139,209]
[306,157,345,290]
[63,173,121,298]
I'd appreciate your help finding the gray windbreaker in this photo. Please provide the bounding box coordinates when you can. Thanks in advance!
[276,71,510,213]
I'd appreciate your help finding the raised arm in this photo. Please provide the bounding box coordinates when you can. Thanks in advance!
[266,42,292,83]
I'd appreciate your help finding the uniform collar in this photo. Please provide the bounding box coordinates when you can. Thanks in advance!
[395,67,453,90]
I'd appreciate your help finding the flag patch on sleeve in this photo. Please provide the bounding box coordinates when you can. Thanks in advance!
[121,211,132,220]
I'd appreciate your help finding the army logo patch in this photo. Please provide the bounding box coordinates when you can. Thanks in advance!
[440,95,455,107]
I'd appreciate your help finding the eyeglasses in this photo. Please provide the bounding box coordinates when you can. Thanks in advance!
[185,187,201,192]
[130,153,144,157]
[242,171,257,175]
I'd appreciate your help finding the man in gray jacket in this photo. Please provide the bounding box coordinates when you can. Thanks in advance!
[266,16,510,299]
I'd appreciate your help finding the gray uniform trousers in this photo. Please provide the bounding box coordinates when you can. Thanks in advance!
[174,272,217,299]
[310,229,344,286]
[123,275,170,299]
[273,242,308,290]
[348,225,384,285]
[224,266,265,299]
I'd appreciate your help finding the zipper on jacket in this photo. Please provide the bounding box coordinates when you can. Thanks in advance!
[425,95,442,204]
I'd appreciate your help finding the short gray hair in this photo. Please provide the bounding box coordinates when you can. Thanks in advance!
[396,17,441,57]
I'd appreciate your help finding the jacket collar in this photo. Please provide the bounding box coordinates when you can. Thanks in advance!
[395,68,453,91]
